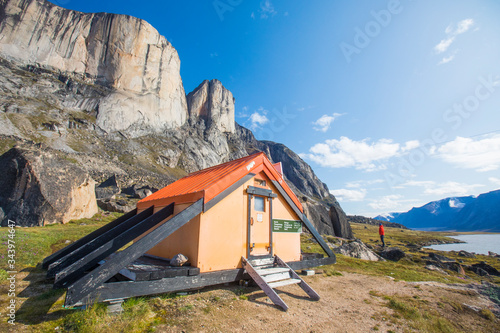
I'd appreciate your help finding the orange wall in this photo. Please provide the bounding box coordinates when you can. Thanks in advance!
[145,203,200,267]
[137,173,302,272]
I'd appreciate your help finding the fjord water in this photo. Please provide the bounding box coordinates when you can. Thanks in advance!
[424,234,500,255]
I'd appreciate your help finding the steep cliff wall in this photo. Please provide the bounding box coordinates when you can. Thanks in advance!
[0,0,352,237]
[0,0,187,136]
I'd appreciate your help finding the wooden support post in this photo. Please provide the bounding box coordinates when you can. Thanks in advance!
[42,209,137,269]
[64,199,203,307]
[270,180,335,258]
[53,204,172,288]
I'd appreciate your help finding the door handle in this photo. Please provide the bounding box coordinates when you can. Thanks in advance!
[250,217,254,225]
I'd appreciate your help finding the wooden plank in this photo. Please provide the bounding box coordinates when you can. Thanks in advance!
[263,272,291,283]
[300,215,335,258]
[275,255,320,301]
[42,209,137,269]
[48,207,154,277]
[270,180,335,258]
[267,278,301,288]
[255,267,290,276]
[54,204,173,288]
[242,257,289,311]
[287,257,336,271]
[246,186,278,198]
[84,269,248,305]
[204,174,255,212]
[65,199,203,307]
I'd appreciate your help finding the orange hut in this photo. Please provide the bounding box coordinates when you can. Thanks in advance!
[137,152,306,272]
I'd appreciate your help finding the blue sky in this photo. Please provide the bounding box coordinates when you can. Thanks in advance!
[57,0,500,217]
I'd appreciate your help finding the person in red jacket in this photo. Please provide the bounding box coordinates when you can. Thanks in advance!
[379,223,385,247]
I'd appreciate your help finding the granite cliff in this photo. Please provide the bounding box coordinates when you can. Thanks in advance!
[0,0,351,238]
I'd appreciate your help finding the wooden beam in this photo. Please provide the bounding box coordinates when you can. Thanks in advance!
[246,186,278,198]
[42,209,137,269]
[47,207,153,277]
[287,257,336,271]
[64,199,203,307]
[300,215,335,258]
[54,204,172,288]
[84,269,247,304]
[270,179,335,258]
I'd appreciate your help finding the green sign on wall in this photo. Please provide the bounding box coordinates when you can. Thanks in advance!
[272,219,302,233]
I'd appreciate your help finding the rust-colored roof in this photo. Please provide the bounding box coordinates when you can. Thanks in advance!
[138,152,303,213]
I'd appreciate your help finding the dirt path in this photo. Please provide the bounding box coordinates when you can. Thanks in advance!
[155,272,500,332]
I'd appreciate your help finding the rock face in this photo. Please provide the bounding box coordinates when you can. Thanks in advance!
[187,80,235,133]
[0,0,187,136]
[0,147,98,226]
[378,247,406,262]
[0,0,353,236]
[333,240,383,261]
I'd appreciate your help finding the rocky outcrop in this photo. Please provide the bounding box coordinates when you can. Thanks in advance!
[0,0,187,136]
[0,147,98,226]
[333,240,383,261]
[378,247,406,262]
[187,80,235,133]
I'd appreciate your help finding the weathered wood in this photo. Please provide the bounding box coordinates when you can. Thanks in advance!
[300,215,335,258]
[270,179,335,258]
[275,255,320,301]
[85,269,248,304]
[242,257,289,311]
[54,204,173,288]
[47,207,154,277]
[204,174,255,212]
[287,257,336,271]
[246,186,278,198]
[42,209,137,269]
[65,199,203,307]
[267,278,301,288]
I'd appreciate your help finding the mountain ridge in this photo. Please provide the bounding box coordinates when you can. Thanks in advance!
[376,190,500,232]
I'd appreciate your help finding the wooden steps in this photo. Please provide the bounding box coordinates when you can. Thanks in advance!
[241,255,320,311]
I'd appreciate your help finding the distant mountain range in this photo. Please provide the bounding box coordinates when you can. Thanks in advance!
[375,190,500,232]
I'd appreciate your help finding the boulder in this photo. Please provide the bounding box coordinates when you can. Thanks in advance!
[0,147,98,226]
[95,175,121,199]
[170,253,188,267]
[425,264,449,275]
[470,262,500,277]
[97,199,135,214]
[123,185,156,199]
[458,250,476,258]
[379,247,406,262]
[333,240,384,261]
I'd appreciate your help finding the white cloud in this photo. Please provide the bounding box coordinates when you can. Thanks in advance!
[434,18,474,64]
[434,37,455,54]
[248,108,269,130]
[456,18,474,34]
[489,177,500,186]
[302,137,419,171]
[259,0,277,19]
[423,181,483,197]
[435,134,500,171]
[312,113,343,132]
[368,195,422,212]
[345,179,384,188]
[438,53,456,65]
[368,195,403,210]
[330,188,366,202]
[210,52,218,58]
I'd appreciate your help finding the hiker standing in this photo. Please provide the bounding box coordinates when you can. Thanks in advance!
[379,223,385,247]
